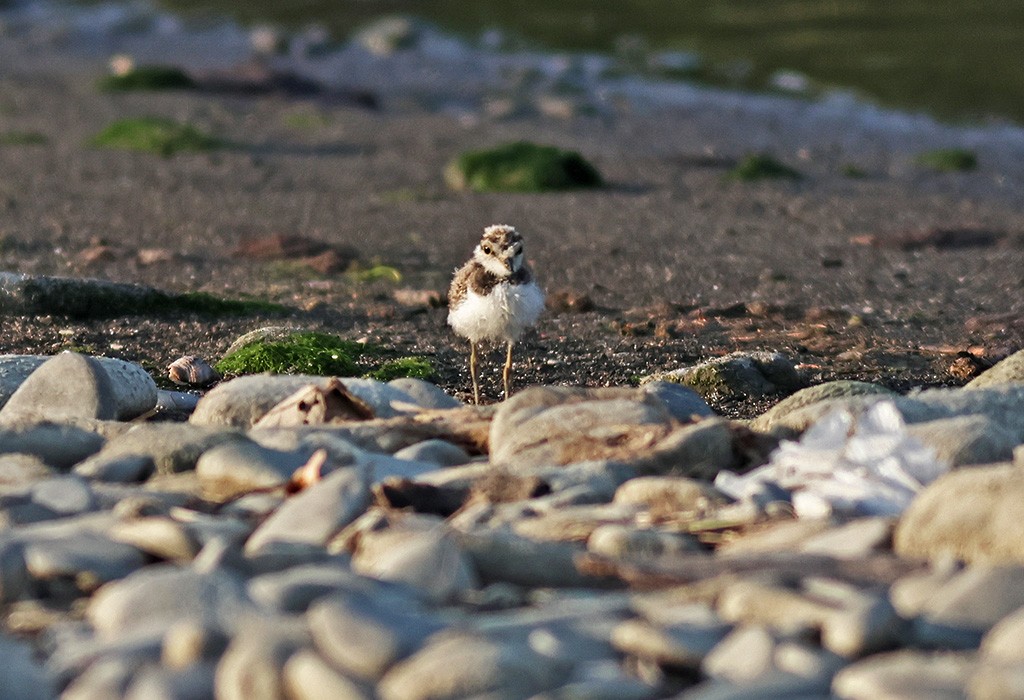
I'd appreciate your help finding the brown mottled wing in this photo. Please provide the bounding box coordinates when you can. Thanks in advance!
[448,261,473,309]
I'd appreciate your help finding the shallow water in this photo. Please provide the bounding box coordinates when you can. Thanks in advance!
[148,0,1024,124]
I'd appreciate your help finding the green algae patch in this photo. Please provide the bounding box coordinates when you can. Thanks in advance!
[216,332,363,377]
[0,272,284,318]
[725,154,802,182]
[91,117,221,157]
[165,292,286,316]
[0,131,48,146]
[98,66,196,92]
[916,148,978,172]
[216,330,435,380]
[367,357,434,382]
[445,141,603,192]
[348,264,402,284]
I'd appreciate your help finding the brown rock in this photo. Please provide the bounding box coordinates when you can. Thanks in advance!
[895,462,1024,563]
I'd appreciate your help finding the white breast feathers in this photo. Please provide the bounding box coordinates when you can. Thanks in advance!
[447,280,545,345]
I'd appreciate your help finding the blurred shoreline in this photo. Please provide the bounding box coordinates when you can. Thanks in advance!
[4,0,1024,164]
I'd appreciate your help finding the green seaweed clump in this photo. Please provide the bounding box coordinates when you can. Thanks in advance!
[216,330,436,380]
[0,131,48,146]
[367,357,434,381]
[98,66,196,92]
[916,148,978,172]
[91,117,221,157]
[725,154,802,182]
[216,332,363,377]
[445,141,603,192]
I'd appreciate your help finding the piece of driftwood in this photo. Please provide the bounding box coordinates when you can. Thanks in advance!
[254,378,375,428]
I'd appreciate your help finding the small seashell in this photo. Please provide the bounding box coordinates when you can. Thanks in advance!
[109,54,135,77]
[167,355,220,387]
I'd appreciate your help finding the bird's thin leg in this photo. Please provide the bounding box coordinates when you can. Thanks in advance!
[469,341,480,405]
[502,340,514,400]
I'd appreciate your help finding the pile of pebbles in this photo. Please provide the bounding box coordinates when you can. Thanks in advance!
[2,347,1024,699]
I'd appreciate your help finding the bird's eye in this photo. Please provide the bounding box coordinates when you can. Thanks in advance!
[482,245,492,255]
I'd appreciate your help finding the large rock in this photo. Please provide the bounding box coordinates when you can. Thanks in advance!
[0,353,157,422]
[191,375,426,428]
[905,415,1017,467]
[283,650,373,700]
[907,565,1024,649]
[196,438,320,501]
[307,593,444,680]
[895,463,1024,563]
[87,565,254,640]
[215,616,310,700]
[750,380,896,434]
[75,424,245,482]
[966,348,1024,389]
[831,650,976,699]
[244,464,371,555]
[489,386,736,476]
[352,518,478,603]
[650,351,805,402]
[0,416,109,470]
[377,630,570,700]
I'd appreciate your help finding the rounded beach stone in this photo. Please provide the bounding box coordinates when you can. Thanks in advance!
[639,380,716,421]
[162,619,230,669]
[283,649,373,700]
[215,627,308,700]
[651,351,805,402]
[191,375,336,428]
[31,476,96,515]
[108,517,201,562]
[87,565,253,640]
[981,605,1024,662]
[749,380,895,434]
[0,417,108,471]
[702,625,777,682]
[905,415,1016,467]
[0,633,57,700]
[587,523,702,560]
[22,532,147,590]
[377,631,569,700]
[195,439,316,501]
[613,476,729,518]
[386,378,462,410]
[393,439,470,467]
[75,423,245,481]
[246,561,367,613]
[124,663,216,700]
[352,522,478,603]
[799,517,895,559]
[966,348,1024,389]
[970,661,1024,700]
[894,463,1024,564]
[821,592,905,658]
[611,616,730,668]
[307,594,444,680]
[831,650,976,699]
[0,352,156,421]
[244,465,371,555]
[488,386,674,467]
[909,566,1024,649]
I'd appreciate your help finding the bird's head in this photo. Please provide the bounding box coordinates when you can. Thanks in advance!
[474,224,525,278]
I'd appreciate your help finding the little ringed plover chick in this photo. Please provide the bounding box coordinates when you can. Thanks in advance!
[447,224,545,404]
